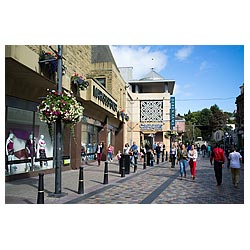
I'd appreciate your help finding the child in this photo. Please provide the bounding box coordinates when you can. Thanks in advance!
[116,150,121,161]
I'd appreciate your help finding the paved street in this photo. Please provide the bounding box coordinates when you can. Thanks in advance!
[5,155,244,204]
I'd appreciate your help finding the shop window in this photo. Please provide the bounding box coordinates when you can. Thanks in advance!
[81,121,99,161]
[5,107,55,175]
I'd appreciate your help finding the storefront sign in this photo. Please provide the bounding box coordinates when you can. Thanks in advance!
[140,123,162,130]
[170,97,175,129]
[93,86,117,112]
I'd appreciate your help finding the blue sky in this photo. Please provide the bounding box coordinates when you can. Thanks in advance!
[110,45,244,115]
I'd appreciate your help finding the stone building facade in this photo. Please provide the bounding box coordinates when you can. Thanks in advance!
[5,45,127,180]
[120,68,175,152]
[235,84,244,149]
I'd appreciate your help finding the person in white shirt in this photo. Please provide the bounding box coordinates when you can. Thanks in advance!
[95,142,104,166]
[228,147,242,188]
[123,143,130,155]
[188,143,198,180]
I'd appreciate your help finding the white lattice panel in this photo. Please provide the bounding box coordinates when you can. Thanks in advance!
[140,100,163,122]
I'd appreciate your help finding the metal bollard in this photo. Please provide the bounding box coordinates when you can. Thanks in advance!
[143,162,146,169]
[162,152,164,162]
[37,173,44,204]
[121,157,125,177]
[78,166,84,194]
[134,157,137,172]
[103,161,108,184]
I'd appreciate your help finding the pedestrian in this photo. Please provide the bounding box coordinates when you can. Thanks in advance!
[201,143,207,157]
[81,144,87,163]
[130,141,138,166]
[150,149,155,166]
[210,143,225,186]
[95,141,104,166]
[123,143,130,155]
[155,142,161,162]
[196,143,200,156]
[207,144,211,157]
[107,144,114,162]
[228,147,242,188]
[140,144,146,162]
[188,143,198,180]
[170,143,177,168]
[177,144,188,180]
[116,150,121,161]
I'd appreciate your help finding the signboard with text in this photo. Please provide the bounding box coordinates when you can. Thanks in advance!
[170,97,175,130]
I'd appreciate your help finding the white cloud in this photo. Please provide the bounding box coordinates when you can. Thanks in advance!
[199,60,215,72]
[110,45,168,79]
[174,83,192,96]
[175,46,194,62]
[199,61,208,71]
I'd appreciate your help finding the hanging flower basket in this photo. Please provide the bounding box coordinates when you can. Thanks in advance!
[119,110,129,122]
[37,89,84,139]
[71,73,89,91]
[39,51,58,75]
[164,130,178,139]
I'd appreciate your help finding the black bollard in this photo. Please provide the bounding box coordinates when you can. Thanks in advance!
[37,173,44,204]
[103,161,108,184]
[78,166,84,194]
[134,157,137,173]
[121,157,125,177]
[162,152,164,162]
[165,151,168,161]
[143,162,146,169]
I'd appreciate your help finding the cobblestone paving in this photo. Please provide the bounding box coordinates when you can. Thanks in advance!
[69,157,244,204]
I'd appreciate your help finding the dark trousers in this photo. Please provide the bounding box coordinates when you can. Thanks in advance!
[170,154,176,167]
[214,161,223,185]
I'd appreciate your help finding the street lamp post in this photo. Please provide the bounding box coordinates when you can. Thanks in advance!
[49,45,67,198]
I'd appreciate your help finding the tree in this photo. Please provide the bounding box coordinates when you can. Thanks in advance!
[209,104,227,131]
[198,108,212,126]
[183,104,234,142]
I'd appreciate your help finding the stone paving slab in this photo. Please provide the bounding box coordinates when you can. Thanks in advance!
[5,157,244,204]
[5,159,147,204]
[66,157,244,204]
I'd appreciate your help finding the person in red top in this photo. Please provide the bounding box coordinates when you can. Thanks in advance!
[210,143,225,186]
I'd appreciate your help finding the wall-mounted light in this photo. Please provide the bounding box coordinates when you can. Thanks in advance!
[62,65,67,75]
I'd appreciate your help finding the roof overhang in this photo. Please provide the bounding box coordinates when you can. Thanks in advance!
[128,80,175,95]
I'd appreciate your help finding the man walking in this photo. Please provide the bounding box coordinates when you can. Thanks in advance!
[210,143,225,186]
[130,141,138,166]
[228,147,242,188]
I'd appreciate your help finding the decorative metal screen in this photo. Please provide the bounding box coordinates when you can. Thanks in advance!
[140,100,163,122]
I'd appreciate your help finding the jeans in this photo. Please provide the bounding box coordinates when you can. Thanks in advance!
[179,159,188,177]
[156,152,161,160]
[107,152,113,161]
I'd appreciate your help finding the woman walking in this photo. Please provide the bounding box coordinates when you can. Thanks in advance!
[170,143,177,168]
[188,143,198,180]
[107,144,114,162]
[95,142,104,166]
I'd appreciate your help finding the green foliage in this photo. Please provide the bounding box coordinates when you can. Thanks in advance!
[183,104,235,141]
